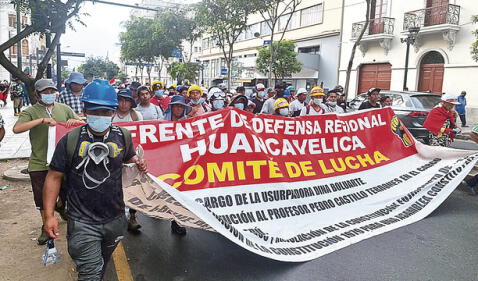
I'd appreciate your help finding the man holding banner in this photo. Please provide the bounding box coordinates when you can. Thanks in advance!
[42,79,147,281]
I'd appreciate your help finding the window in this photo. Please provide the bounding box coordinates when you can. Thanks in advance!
[202,38,209,50]
[9,44,17,55]
[21,40,28,56]
[260,21,272,36]
[371,0,388,20]
[22,16,28,26]
[245,23,260,40]
[298,45,320,54]
[8,14,16,28]
[300,4,323,27]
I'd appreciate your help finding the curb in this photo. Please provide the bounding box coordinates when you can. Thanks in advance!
[3,165,30,182]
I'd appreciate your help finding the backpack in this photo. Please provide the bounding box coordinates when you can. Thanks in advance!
[66,125,133,164]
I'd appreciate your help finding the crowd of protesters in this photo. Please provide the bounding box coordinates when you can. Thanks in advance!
[0,69,473,280]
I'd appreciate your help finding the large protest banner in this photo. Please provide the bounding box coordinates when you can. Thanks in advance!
[49,107,478,262]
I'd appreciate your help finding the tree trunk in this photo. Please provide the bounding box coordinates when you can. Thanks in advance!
[344,0,371,104]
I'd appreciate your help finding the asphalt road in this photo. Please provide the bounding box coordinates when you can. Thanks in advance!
[104,140,478,281]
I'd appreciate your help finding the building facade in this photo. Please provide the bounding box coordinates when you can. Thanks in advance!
[0,0,45,81]
[338,0,478,105]
[199,0,343,90]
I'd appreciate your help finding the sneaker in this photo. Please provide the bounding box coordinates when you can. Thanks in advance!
[127,216,142,233]
[171,220,187,235]
[37,226,49,245]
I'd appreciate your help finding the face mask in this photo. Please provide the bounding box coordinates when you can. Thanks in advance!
[213,100,225,109]
[258,91,266,98]
[86,115,112,133]
[41,93,56,105]
[279,108,289,116]
[328,101,337,106]
[313,98,323,106]
[155,90,164,97]
[234,103,244,110]
[191,98,205,105]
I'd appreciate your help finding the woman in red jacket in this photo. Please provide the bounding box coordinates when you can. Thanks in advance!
[423,93,461,147]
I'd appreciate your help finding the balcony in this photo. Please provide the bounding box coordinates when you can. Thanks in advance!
[351,17,395,56]
[403,4,460,50]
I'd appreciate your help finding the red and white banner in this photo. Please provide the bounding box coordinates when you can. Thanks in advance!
[49,108,478,262]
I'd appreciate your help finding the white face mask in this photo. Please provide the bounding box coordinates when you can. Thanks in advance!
[313,98,323,106]
[279,108,289,116]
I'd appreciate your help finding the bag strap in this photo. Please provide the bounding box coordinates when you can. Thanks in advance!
[67,126,83,164]
[118,126,132,153]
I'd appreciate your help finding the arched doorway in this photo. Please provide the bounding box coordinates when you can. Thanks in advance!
[418,51,445,94]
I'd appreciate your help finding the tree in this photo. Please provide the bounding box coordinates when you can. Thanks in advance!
[78,57,120,80]
[256,0,301,86]
[167,62,201,84]
[471,15,478,61]
[0,0,85,102]
[195,0,260,90]
[344,0,371,102]
[256,40,301,80]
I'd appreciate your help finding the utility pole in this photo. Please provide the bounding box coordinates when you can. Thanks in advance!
[57,43,62,89]
[16,4,21,71]
[401,27,420,91]
[46,33,52,78]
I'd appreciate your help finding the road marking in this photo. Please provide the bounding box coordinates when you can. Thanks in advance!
[112,242,134,281]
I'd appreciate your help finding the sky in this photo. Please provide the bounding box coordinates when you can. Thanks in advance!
[61,0,135,69]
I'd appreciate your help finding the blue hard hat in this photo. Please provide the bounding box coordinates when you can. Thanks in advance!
[81,79,118,107]
[284,88,291,97]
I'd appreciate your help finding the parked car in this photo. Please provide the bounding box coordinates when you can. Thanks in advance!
[348,91,442,143]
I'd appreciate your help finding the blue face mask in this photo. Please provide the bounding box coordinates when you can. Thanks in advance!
[258,91,266,98]
[155,90,164,97]
[234,103,244,110]
[328,101,337,106]
[212,99,225,109]
[41,93,56,105]
[191,98,205,105]
[313,98,323,106]
[86,115,112,133]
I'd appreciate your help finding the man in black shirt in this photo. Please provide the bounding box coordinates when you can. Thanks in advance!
[43,79,147,281]
[358,88,382,110]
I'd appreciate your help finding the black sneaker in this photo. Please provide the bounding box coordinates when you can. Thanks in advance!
[171,220,187,235]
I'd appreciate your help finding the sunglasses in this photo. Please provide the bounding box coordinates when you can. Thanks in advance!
[212,92,226,98]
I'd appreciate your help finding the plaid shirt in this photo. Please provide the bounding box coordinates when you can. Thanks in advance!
[58,88,83,114]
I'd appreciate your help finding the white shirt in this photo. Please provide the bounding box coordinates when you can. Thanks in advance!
[260,98,276,114]
[112,110,143,122]
[290,99,305,113]
[323,104,345,114]
[136,104,163,120]
[300,104,327,116]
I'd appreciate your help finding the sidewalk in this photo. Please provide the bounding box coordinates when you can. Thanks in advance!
[0,102,31,160]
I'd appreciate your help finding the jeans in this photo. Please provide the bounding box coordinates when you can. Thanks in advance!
[23,93,30,106]
[459,114,466,126]
[67,215,127,281]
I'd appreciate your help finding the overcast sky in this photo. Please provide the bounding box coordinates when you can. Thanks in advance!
[61,0,135,69]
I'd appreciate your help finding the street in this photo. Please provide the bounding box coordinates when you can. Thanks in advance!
[108,188,478,281]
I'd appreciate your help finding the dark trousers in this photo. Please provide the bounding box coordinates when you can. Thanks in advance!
[67,215,127,281]
[459,114,466,126]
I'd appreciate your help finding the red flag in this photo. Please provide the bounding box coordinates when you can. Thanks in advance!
[109,78,116,85]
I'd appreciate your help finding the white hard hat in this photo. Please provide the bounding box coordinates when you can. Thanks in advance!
[441,93,460,105]
[256,83,265,90]
[296,88,308,96]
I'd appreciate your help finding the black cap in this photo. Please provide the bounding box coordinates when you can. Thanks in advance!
[275,82,287,90]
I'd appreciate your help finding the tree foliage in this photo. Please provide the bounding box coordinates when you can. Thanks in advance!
[195,0,260,89]
[78,57,120,80]
[0,0,86,101]
[256,40,301,80]
[255,0,301,86]
[167,62,201,84]
[472,15,478,61]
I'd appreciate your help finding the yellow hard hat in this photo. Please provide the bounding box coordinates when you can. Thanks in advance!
[274,98,290,110]
[187,84,203,97]
[151,80,164,91]
[310,86,325,97]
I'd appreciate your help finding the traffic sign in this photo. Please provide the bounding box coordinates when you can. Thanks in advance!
[221,68,228,75]
[263,40,272,45]
[60,52,86,57]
